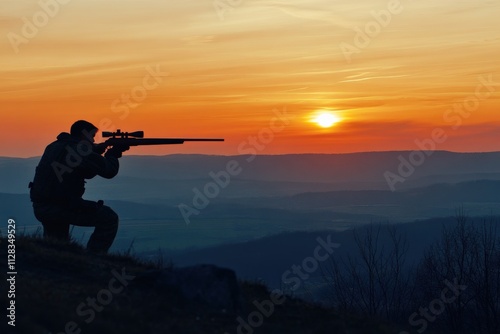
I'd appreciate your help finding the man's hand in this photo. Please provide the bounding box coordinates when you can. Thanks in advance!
[105,144,130,158]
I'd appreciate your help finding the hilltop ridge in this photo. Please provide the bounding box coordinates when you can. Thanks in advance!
[0,235,397,334]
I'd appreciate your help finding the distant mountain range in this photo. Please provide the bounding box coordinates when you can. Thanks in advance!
[3,179,500,250]
[3,151,500,196]
[3,151,500,254]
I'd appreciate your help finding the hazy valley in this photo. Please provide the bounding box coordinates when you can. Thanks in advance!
[3,151,500,268]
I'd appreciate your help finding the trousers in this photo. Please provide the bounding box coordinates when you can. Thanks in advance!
[33,201,119,253]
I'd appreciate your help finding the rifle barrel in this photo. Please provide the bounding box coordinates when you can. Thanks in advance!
[103,138,224,146]
[180,139,225,141]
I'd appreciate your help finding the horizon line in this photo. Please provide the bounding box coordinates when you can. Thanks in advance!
[3,149,500,160]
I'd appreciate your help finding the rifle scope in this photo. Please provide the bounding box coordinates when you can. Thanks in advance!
[102,130,144,138]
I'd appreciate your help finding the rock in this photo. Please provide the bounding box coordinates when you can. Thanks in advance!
[134,264,242,312]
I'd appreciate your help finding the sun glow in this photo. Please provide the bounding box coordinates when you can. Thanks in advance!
[312,111,341,128]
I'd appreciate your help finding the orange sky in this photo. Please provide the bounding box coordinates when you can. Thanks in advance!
[1,0,500,157]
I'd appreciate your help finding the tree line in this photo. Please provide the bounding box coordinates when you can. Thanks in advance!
[322,209,500,334]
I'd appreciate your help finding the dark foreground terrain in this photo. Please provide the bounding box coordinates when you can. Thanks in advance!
[0,235,401,334]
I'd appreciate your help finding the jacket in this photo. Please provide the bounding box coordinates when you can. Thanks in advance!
[29,132,119,207]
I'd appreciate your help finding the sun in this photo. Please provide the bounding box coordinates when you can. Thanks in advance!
[312,111,341,128]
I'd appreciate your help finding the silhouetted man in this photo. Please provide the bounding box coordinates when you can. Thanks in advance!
[29,120,129,253]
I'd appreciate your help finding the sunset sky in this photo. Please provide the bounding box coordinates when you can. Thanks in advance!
[1,0,499,157]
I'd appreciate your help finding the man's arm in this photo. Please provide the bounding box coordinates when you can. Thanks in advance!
[78,144,129,179]
[80,152,119,179]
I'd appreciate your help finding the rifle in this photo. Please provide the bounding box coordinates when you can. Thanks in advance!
[96,129,224,150]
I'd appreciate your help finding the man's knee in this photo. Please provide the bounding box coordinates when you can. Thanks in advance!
[97,205,119,228]
[33,204,71,241]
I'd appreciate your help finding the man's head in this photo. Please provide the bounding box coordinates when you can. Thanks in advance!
[70,120,98,143]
